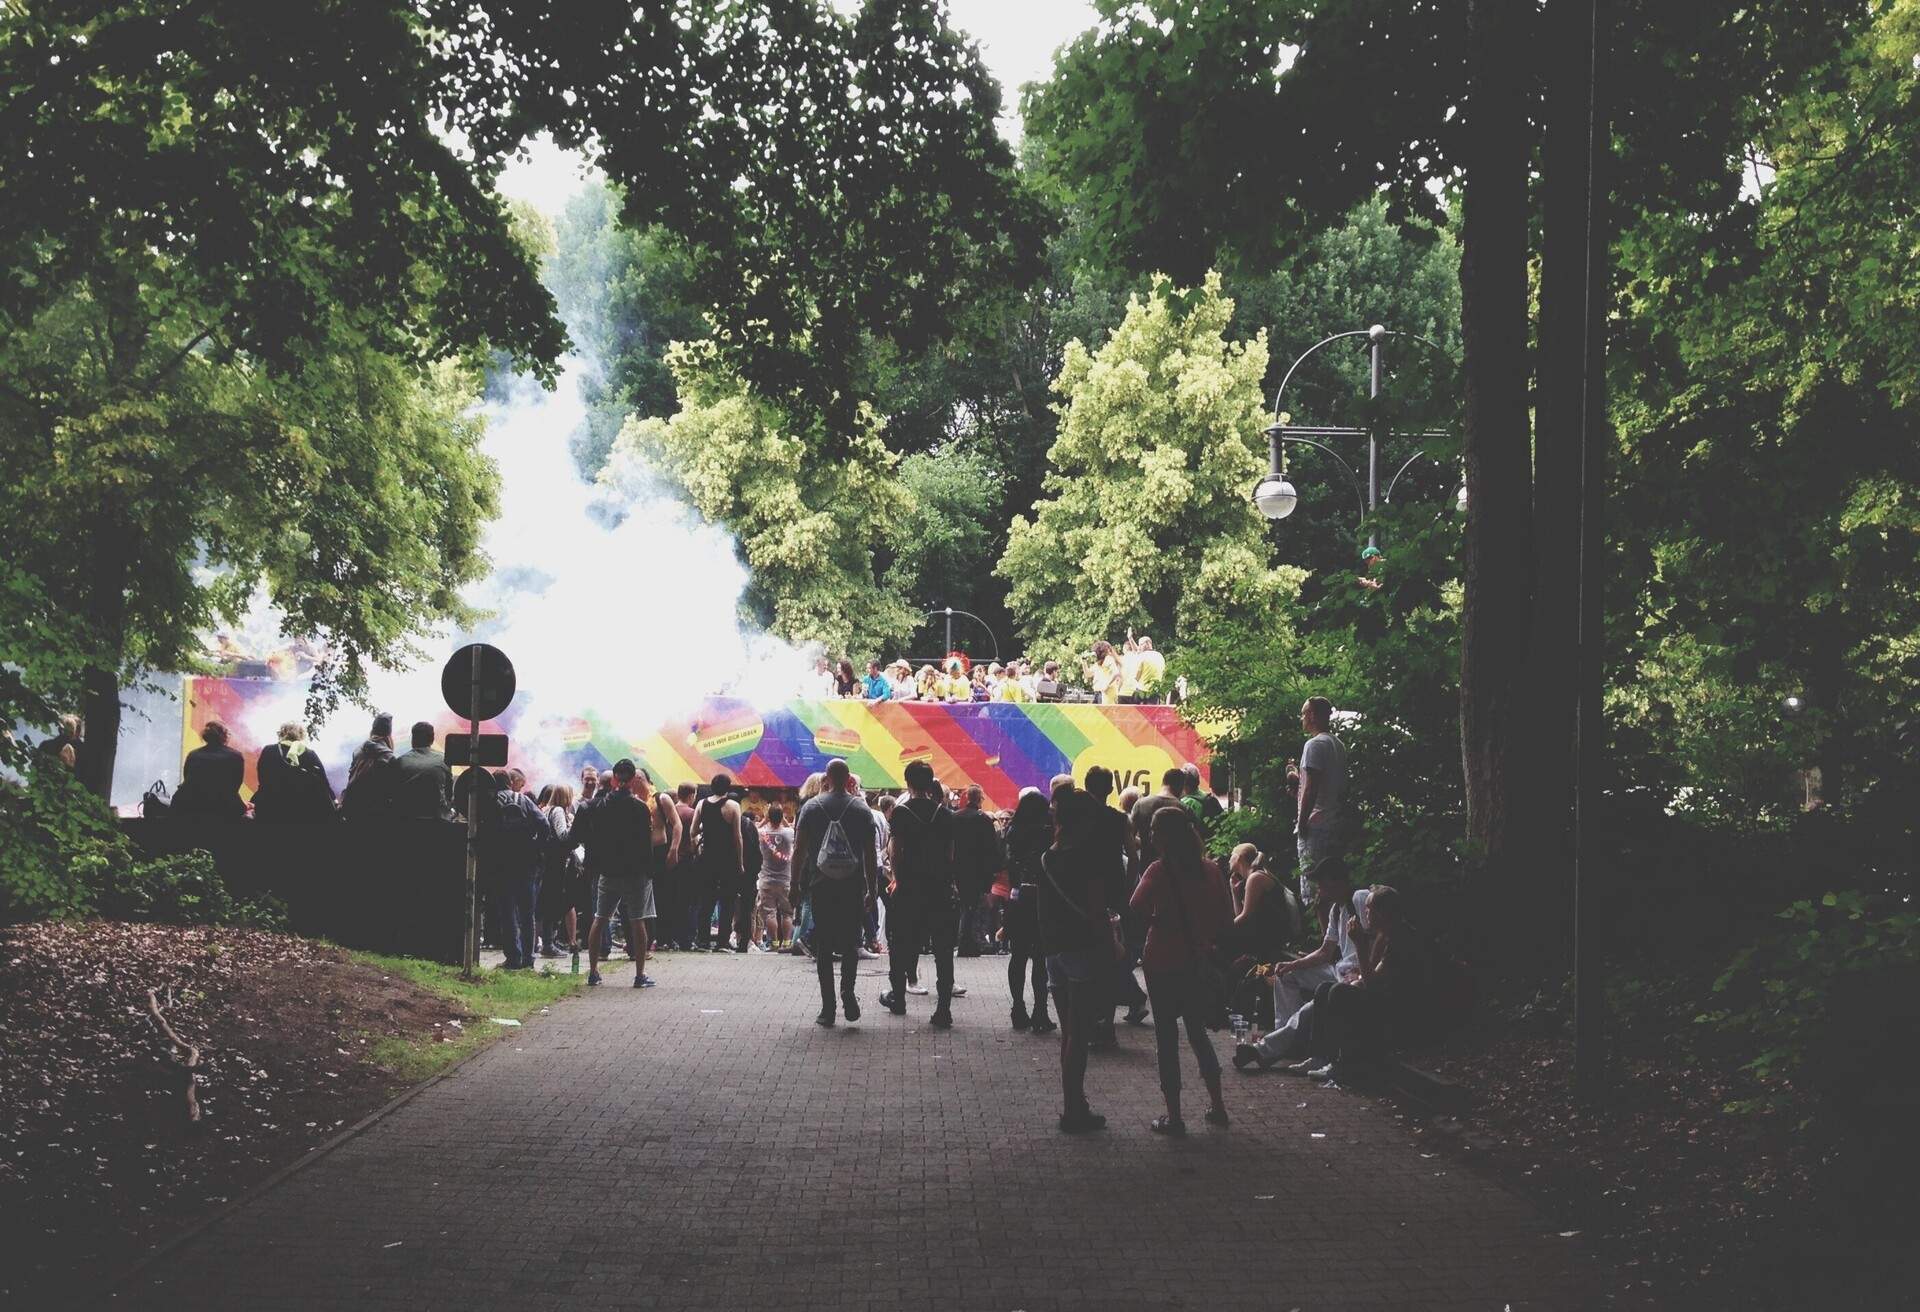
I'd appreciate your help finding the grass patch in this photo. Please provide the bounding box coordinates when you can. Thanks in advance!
[350,954,583,1085]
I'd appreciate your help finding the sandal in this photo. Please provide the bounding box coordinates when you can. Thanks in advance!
[1150,1114,1186,1136]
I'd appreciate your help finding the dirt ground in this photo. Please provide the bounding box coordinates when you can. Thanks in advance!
[0,921,474,1301]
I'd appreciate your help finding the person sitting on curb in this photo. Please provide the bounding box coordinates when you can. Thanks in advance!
[1232,859,1366,1072]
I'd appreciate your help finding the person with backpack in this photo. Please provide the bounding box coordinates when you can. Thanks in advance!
[488,769,549,970]
[793,758,877,1027]
[879,759,960,1026]
[686,774,744,951]
[1039,787,1116,1134]
[1000,789,1055,1034]
[581,759,658,988]
[1130,807,1233,1135]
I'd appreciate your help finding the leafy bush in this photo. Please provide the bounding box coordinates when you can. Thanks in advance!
[87,851,287,932]
[1,758,283,930]
[0,758,127,921]
[1701,891,1920,1116]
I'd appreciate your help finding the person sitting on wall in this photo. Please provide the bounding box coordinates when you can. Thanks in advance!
[253,721,337,822]
[172,720,247,820]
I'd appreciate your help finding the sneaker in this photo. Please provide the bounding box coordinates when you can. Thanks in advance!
[878,991,908,1016]
[842,995,861,1023]
[930,1007,953,1029]
[951,986,968,998]
[587,970,603,987]
[635,974,656,989]
[1232,1043,1271,1072]
[539,944,562,959]
[1029,1015,1057,1035]
[1058,1108,1106,1135]
[1124,1003,1150,1026]
[857,947,878,960]
[712,944,734,954]
[1282,1058,1319,1076]
[906,982,929,996]
[1011,1007,1031,1032]
[816,1007,835,1028]
[1307,1063,1338,1082]
[750,942,769,954]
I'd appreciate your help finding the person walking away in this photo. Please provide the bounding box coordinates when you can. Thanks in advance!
[793,759,876,1026]
[687,775,744,951]
[1233,860,1366,1070]
[173,721,246,819]
[1039,787,1113,1133]
[755,805,795,949]
[1130,769,1187,868]
[392,722,455,820]
[252,721,336,822]
[951,785,1001,958]
[879,760,959,1026]
[1290,696,1348,903]
[1000,790,1055,1033]
[1131,808,1233,1133]
[488,773,548,970]
[582,760,657,988]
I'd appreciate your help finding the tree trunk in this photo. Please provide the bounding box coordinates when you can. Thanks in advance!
[1518,0,1604,945]
[76,536,130,801]
[1458,0,1537,881]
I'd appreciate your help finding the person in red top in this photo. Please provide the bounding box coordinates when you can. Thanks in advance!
[1129,806,1233,1135]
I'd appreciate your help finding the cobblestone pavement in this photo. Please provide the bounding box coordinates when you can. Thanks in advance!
[122,950,1637,1310]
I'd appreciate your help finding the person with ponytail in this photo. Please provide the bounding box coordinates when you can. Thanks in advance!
[1129,807,1233,1135]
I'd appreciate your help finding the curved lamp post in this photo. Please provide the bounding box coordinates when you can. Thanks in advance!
[920,606,1000,662]
[1252,325,1461,547]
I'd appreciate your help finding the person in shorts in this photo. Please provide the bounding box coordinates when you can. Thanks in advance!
[583,759,657,989]
[755,804,795,949]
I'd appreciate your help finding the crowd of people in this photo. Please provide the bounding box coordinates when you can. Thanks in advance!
[105,690,1438,1132]
[806,632,1184,706]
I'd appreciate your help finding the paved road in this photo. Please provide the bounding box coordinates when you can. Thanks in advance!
[123,951,1630,1310]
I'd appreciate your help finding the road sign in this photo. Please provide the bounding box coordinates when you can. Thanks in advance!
[441,643,515,722]
[445,733,509,769]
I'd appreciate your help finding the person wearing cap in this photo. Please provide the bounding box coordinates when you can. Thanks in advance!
[1232,860,1368,1071]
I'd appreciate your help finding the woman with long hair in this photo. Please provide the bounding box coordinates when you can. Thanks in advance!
[834,658,859,698]
[1130,806,1233,1134]
[540,783,577,958]
[1001,789,1056,1034]
[1086,640,1123,704]
[1039,787,1112,1133]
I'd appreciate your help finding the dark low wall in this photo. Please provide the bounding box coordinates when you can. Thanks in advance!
[120,818,469,964]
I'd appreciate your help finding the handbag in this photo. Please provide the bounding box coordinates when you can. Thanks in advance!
[140,779,171,819]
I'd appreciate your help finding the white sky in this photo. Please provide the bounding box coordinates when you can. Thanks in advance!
[495,0,1101,217]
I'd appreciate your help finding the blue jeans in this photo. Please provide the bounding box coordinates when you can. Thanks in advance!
[494,876,537,969]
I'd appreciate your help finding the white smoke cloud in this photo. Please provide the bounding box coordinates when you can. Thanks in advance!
[217,360,816,793]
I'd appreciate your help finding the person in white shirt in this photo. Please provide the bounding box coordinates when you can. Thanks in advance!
[1232,861,1367,1070]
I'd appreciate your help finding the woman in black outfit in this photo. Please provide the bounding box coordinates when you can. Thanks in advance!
[1000,789,1056,1033]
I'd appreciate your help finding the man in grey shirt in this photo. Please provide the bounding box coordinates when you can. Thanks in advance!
[392,721,454,820]
[1290,695,1347,899]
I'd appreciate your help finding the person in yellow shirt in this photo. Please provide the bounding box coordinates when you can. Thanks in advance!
[1126,635,1167,704]
[1086,640,1123,704]
[942,659,972,701]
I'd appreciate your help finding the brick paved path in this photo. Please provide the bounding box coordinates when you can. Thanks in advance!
[125,951,1632,1310]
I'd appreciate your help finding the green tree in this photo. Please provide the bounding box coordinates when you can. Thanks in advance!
[546,184,708,478]
[608,343,918,657]
[996,273,1282,659]
[880,448,1002,648]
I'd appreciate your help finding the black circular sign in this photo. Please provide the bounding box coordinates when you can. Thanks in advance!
[441,643,516,722]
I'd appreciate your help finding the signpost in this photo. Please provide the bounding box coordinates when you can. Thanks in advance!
[442,643,515,979]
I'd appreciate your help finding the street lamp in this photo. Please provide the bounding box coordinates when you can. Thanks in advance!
[1251,324,1456,547]
[920,606,999,662]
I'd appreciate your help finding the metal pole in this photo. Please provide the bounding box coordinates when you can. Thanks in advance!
[1367,332,1382,548]
[944,607,953,655]
[463,643,480,980]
